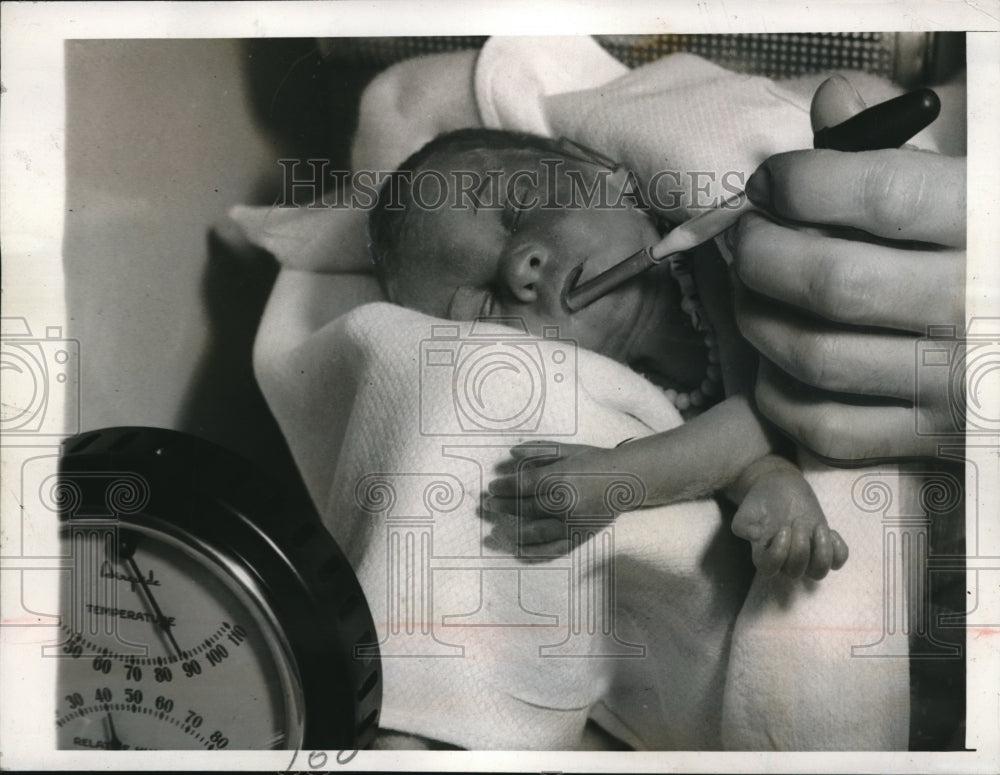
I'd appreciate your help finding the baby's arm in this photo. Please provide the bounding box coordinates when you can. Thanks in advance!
[593,393,773,505]
[489,393,773,515]
[487,393,848,578]
[485,393,769,555]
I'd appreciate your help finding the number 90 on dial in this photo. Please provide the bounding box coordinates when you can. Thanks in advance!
[52,427,381,752]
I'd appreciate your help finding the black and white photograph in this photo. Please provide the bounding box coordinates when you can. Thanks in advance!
[1,2,998,771]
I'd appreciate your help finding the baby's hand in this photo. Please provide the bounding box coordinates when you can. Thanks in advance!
[732,469,849,580]
[484,441,642,557]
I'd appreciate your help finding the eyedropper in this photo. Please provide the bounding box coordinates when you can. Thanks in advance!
[564,86,941,312]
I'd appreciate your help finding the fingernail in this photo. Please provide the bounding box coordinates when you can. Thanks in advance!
[830,73,864,101]
[745,167,771,208]
[811,74,868,133]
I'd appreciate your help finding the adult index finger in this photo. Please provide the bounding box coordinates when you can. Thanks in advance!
[746,149,966,247]
[753,360,950,463]
[732,212,965,333]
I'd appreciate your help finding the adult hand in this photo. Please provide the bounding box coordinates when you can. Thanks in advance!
[730,76,967,464]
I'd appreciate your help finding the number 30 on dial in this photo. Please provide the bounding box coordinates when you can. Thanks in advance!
[52,427,381,752]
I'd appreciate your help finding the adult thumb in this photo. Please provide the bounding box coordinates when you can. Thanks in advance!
[810,74,867,133]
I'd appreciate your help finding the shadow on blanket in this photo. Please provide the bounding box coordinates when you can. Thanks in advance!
[207,36,967,748]
[198,216,967,749]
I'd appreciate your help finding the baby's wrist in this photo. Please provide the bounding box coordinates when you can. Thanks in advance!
[729,453,801,502]
[752,455,801,479]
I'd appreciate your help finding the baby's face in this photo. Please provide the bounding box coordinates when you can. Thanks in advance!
[392,147,708,389]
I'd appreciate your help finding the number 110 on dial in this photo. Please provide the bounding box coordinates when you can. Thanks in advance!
[54,521,305,751]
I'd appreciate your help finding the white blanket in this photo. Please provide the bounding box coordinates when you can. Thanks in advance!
[251,291,909,750]
[246,38,913,749]
[256,301,751,748]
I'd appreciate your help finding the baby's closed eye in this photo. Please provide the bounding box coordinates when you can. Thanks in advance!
[502,176,537,233]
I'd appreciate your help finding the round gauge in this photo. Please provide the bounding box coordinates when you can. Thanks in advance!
[56,520,303,750]
[53,427,381,751]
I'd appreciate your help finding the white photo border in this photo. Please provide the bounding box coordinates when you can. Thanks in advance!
[2,1,998,772]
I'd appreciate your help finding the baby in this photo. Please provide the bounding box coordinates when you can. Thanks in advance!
[368,127,849,580]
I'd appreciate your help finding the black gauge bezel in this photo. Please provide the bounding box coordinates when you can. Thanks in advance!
[58,426,382,750]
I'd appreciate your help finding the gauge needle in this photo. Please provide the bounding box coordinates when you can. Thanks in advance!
[124,554,184,659]
[116,532,183,658]
[105,711,125,750]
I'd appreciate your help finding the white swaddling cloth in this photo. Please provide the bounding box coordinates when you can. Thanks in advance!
[255,299,750,749]
[251,293,908,750]
[244,38,915,749]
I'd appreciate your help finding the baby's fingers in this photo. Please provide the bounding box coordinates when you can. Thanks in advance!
[518,518,566,545]
[484,513,564,552]
[831,531,850,570]
[755,526,790,576]
[488,471,537,498]
[805,524,834,580]
[483,494,554,521]
[518,539,571,559]
[492,443,563,487]
[783,520,812,579]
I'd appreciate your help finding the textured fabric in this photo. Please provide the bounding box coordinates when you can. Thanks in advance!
[227,204,373,274]
[253,297,746,749]
[318,33,930,84]
[721,455,910,750]
[476,41,923,223]
[247,40,912,749]
[474,36,629,136]
[542,52,813,222]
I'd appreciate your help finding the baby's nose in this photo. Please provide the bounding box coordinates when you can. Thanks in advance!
[501,243,550,303]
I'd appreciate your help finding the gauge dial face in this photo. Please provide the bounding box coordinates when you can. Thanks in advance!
[56,520,305,751]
